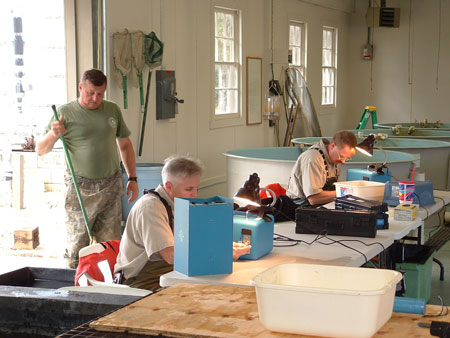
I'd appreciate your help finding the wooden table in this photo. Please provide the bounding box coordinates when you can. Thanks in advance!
[90,283,449,337]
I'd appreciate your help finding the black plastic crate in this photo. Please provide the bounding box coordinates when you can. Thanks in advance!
[295,207,378,238]
[0,267,75,289]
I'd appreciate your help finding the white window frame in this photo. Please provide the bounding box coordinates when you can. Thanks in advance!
[321,26,337,107]
[211,6,242,129]
[289,21,306,79]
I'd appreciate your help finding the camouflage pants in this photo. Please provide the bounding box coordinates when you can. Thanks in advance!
[64,170,123,269]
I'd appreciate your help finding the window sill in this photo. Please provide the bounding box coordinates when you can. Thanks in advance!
[319,104,336,115]
[210,115,244,129]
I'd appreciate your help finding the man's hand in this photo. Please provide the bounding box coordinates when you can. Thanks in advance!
[36,115,66,156]
[50,115,67,138]
[127,181,139,202]
[233,242,252,261]
[307,190,336,205]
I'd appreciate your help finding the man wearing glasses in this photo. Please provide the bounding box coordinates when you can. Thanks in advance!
[286,130,356,206]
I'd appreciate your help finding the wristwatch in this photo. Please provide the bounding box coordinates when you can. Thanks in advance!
[128,176,138,182]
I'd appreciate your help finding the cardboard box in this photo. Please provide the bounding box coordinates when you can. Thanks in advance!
[174,196,233,276]
[14,226,39,250]
[394,204,418,221]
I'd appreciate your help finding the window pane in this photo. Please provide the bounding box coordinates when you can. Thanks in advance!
[215,12,224,36]
[224,13,234,38]
[322,50,332,67]
[215,38,223,61]
[215,89,226,114]
[289,26,295,45]
[228,89,238,114]
[296,26,301,45]
[327,87,334,104]
[215,64,237,89]
[292,46,301,66]
[321,27,336,106]
[321,86,328,105]
[324,30,332,49]
[322,68,335,86]
[215,88,238,115]
[224,39,234,62]
[0,0,66,143]
[215,66,219,88]
[214,8,239,117]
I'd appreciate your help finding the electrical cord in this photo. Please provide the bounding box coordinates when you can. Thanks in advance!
[390,174,401,182]
[275,230,386,265]
[270,204,387,265]
[425,196,447,241]
[413,192,429,220]
[423,295,448,318]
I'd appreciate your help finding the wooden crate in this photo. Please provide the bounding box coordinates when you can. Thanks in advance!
[14,226,39,250]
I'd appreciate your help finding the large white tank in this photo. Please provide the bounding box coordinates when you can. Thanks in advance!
[224,147,420,198]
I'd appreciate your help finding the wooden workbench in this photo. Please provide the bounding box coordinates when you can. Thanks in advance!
[90,283,449,337]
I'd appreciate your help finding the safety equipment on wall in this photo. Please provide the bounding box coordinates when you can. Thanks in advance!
[112,29,132,109]
[138,32,163,156]
[130,31,145,113]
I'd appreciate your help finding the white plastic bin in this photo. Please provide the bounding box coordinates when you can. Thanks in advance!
[250,263,402,338]
[335,180,386,202]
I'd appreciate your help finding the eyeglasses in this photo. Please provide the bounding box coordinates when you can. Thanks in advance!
[337,149,352,162]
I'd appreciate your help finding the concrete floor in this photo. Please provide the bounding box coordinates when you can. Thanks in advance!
[430,240,450,306]
[0,192,66,275]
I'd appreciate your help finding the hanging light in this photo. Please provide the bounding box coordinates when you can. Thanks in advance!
[263,82,281,121]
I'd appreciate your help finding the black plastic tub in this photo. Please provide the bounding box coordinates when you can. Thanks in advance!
[0,267,145,337]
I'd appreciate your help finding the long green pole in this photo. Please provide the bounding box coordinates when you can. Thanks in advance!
[52,105,93,243]
[138,70,152,156]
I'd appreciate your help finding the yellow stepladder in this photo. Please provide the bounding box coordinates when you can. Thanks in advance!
[356,106,378,129]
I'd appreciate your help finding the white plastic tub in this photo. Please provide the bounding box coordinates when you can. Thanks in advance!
[335,180,386,202]
[250,263,402,338]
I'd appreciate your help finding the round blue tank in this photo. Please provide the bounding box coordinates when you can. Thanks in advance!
[224,146,419,198]
[376,122,450,131]
[291,136,450,190]
[348,128,450,141]
[121,163,163,221]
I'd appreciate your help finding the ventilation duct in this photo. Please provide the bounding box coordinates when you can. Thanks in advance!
[366,7,400,28]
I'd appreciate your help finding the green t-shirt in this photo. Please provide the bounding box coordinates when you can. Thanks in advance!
[46,100,131,179]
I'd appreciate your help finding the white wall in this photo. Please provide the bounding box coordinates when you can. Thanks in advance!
[106,0,269,197]
[272,0,354,138]
[348,0,450,126]
[104,0,450,198]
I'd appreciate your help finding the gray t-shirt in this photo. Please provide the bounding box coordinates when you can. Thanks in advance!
[286,139,340,199]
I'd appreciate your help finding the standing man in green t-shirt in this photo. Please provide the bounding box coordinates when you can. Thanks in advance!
[36,69,139,269]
